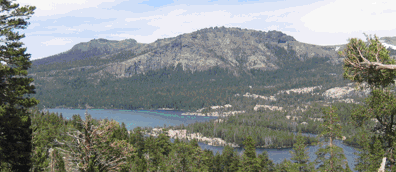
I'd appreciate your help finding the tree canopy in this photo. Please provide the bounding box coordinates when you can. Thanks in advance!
[0,0,38,171]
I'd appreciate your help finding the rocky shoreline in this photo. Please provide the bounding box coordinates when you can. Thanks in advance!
[144,128,240,148]
[181,110,246,117]
[143,127,320,149]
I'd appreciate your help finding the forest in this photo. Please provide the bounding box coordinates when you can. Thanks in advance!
[3,0,396,170]
[18,106,349,171]
[27,42,351,112]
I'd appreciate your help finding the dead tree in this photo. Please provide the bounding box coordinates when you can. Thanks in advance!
[53,111,135,171]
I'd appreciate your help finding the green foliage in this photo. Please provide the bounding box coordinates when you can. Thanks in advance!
[28,47,347,111]
[275,159,298,172]
[0,0,38,171]
[221,145,240,172]
[128,127,145,159]
[354,132,385,172]
[315,106,349,171]
[29,108,70,171]
[180,109,319,149]
[339,34,396,89]
[258,151,275,172]
[351,88,396,169]
[320,106,343,143]
[53,112,136,171]
[290,131,314,172]
[240,136,261,172]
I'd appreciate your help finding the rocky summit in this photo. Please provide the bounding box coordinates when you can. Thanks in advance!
[30,26,352,78]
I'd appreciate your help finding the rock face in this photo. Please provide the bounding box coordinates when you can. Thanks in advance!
[32,26,351,78]
[181,110,246,117]
[254,105,284,111]
[241,92,277,101]
[322,83,371,100]
[102,27,347,78]
[276,86,323,95]
[146,128,240,147]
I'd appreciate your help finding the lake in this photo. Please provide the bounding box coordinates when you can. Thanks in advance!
[41,108,359,171]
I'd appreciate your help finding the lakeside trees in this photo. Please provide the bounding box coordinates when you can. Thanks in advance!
[0,0,39,171]
[27,108,283,171]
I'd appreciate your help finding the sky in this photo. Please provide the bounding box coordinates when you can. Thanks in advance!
[9,0,396,61]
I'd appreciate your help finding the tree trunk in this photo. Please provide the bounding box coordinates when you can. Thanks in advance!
[378,157,386,172]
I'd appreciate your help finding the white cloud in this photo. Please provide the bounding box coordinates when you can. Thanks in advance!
[300,0,396,33]
[41,38,74,46]
[15,0,125,17]
[10,0,396,60]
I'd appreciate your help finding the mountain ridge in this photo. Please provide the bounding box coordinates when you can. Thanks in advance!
[30,26,359,78]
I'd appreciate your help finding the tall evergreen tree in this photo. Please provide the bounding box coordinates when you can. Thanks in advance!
[129,127,145,159]
[240,135,261,172]
[202,149,215,171]
[290,131,314,172]
[213,151,222,172]
[221,145,237,172]
[0,0,38,171]
[315,106,349,171]
[354,133,385,172]
[257,151,274,172]
[276,158,298,172]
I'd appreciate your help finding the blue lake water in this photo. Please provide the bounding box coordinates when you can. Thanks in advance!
[42,108,359,171]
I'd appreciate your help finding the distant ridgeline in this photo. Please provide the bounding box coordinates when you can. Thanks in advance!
[25,26,396,111]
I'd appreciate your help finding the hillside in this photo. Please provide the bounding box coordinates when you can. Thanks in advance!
[25,26,396,111]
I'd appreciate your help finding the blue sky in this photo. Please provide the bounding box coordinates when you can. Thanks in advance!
[12,0,396,61]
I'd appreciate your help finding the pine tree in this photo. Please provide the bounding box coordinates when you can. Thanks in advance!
[240,135,261,172]
[276,158,298,172]
[0,0,38,171]
[315,106,349,171]
[213,151,222,172]
[129,126,145,159]
[257,151,274,172]
[229,150,241,172]
[339,33,396,170]
[221,145,237,172]
[119,122,128,140]
[290,131,314,172]
[354,132,385,172]
[202,149,215,171]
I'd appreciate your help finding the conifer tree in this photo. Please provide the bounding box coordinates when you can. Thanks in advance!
[276,158,297,172]
[229,150,241,172]
[240,135,261,172]
[338,34,396,170]
[354,130,385,172]
[290,131,314,172]
[0,0,38,171]
[315,106,349,171]
[129,127,145,159]
[257,151,274,172]
[202,149,215,171]
[213,151,222,172]
[221,145,237,172]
